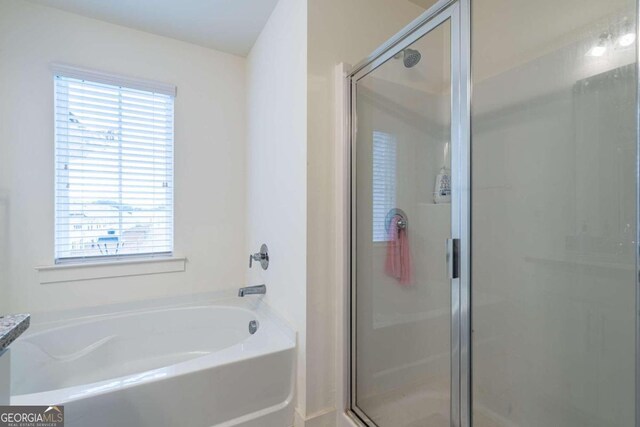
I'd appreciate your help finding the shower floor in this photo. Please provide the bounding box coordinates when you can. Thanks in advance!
[357,376,449,427]
[356,376,509,427]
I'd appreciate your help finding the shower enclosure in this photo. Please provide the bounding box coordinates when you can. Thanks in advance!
[347,0,638,426]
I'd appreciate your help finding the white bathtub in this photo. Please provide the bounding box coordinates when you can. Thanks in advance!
[10,296,295,427]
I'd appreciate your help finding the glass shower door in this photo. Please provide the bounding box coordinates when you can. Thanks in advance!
[471,0,637,426]
[351,3,466,425]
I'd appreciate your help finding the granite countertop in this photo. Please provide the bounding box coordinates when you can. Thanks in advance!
[0,314,30,352]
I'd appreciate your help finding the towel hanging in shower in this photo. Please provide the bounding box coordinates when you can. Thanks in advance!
[384,214,413,285]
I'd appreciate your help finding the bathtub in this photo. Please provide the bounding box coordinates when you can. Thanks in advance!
[10,295,296,427]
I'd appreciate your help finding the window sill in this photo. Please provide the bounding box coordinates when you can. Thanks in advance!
[35,256,186,284]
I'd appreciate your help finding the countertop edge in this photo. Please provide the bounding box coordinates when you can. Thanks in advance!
[0,314,30,352]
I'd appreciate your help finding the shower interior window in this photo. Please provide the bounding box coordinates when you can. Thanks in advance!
[372,130,397,242]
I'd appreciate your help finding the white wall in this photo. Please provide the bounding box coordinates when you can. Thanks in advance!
[246,1,425,424]
[245,0,308,420]
[0,0,247,314]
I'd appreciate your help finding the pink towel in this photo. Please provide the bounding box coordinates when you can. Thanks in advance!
[384,214,413,285]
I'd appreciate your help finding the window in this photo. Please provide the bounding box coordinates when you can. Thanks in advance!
[372,131,397,242]
[54,66,175,262]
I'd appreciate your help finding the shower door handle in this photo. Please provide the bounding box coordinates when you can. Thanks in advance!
[447,238,460,279]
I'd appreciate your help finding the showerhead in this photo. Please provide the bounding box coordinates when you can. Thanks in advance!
[403,48,421,68]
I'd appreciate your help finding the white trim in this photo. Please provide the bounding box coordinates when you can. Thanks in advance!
[337,411,361,427]
[36,256,186,284]
[334,63,351,425]
[295,407,337,427]
[50,63,177,97]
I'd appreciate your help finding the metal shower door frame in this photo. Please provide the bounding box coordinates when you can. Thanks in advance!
[346,0,471,426]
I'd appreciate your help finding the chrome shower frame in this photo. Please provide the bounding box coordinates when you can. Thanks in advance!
[346,0,471,425]
[636,0,640,426]
[347,0,640,425]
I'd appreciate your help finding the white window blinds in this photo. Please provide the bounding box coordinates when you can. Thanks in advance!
[372,131,397,242]
[54,71,175,262]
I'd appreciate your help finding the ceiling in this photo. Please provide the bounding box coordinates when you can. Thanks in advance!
[408,0,438,9]
[26,0,632,66]
[26,0,279,56]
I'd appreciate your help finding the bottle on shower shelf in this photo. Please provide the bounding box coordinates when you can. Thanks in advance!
[433,141,451,204]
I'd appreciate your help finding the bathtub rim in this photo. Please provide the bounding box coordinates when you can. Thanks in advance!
[19,304,258,341]
[11,294,296,405]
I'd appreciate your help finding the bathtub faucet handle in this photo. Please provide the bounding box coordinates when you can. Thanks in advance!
[248,253,260,267]
[249,244,269,270]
